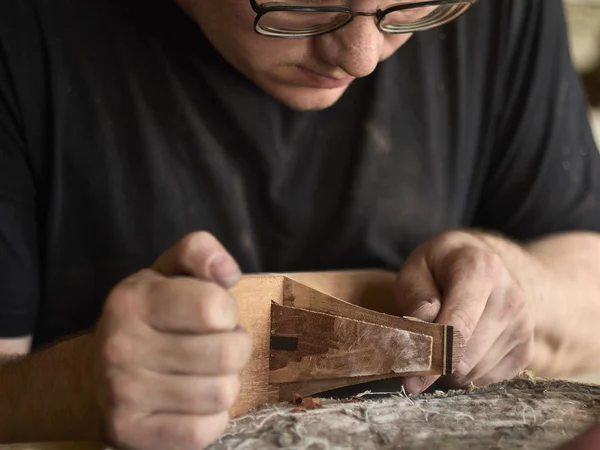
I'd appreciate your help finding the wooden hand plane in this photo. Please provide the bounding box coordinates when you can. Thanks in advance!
[229,270,466,417]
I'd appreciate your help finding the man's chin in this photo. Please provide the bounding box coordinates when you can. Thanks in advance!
[260,82,351,111]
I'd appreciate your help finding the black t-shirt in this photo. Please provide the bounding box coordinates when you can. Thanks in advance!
[0,0,598,349]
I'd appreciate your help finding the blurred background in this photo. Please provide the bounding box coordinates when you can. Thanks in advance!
[563,0,600,384]
[565,0,600,146]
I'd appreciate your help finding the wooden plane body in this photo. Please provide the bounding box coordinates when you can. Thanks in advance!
[229,270,465,417]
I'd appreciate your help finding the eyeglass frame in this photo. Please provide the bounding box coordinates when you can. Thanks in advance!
[249,0,478,38]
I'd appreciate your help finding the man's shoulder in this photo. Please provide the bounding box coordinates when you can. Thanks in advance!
[0,0,80,25]
[0,0,127,42]
[0,0,99,47]
[0,0,109,16]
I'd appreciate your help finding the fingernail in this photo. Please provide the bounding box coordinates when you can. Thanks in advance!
[404,376,426,395]
[209,254,242,288]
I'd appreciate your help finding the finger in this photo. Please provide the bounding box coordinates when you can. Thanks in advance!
[406,250,496,394]
[403,374,440,395]
[451,284,530,386]
[394,257,442,322]
[472,340,535,387]
[145,277,239,333]
[451,336,510,388]
[454,316,531,387]
[111,411,230,450]
[448,290,512,385]
[153,231,242,288]
[432,247,500,341]
[146,328,252,376]
[112,372,241,416]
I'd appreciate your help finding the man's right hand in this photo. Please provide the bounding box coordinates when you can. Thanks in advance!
[90,232,252,450]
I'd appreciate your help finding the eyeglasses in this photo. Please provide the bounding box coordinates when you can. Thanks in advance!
[250,0,477,38]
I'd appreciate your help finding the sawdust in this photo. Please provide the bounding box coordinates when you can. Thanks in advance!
[210,374,600,450]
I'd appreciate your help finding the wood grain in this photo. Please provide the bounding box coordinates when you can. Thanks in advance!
[282,275,465,376]
[228,270,465,417]
[228,274,283,417]
[284,269,401,315]
[215,378,600,450]
[269,303,433,383]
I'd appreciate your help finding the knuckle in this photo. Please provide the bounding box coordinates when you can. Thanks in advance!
[104,286,138,318]
[215,336,239,373]
[104,271,157,318]
[216,333,250,373]
[103,334,136,368]
[503,286,527,319]
[186,426,212,449]
[198,286,237,329]
[210,376,240,411]
[186,415,229,449]
[107,410,138,446]
[448,247,502,282]
[109,373,143,407]
[481,250,503,277]
[445,247,479,281]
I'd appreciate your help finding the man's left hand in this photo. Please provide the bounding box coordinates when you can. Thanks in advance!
[394,230,536,394]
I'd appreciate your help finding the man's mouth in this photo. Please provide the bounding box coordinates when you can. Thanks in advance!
[293,65,355,89]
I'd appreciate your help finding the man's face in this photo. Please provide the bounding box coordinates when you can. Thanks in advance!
[176,0,414,111]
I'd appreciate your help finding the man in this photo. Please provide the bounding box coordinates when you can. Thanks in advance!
[0,0,599,448]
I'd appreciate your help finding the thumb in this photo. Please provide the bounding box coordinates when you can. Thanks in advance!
[394,257,442,322]
[152,231,242,288]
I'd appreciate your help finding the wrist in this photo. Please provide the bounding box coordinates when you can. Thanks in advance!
[72,331,104,439]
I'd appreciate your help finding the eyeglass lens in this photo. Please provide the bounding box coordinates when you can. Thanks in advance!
[255,1,472,36]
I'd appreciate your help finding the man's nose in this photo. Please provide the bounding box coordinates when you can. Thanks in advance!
[313,15,383,79]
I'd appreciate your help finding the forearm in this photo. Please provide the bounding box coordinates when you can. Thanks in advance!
[524,232,600,376]
[479,231,600,377]
[0,333,102,443]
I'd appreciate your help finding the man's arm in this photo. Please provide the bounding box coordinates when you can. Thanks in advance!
[0,333,102,443]
[394,229,600,394]
[0,232,250,450]
[522,232,600,377]
[461,230,600,377]
[458,0,600,381]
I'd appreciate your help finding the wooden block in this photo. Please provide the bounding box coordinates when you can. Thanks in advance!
[229,270,466,417]
[228,274,283,417]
